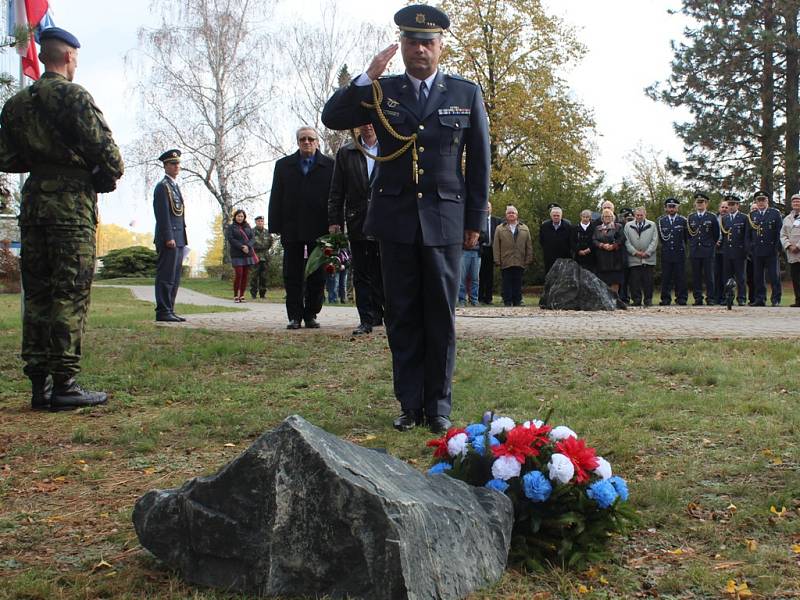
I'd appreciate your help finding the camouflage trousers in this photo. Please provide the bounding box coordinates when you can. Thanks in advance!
[20,224,95,379]
[249,259,269,297]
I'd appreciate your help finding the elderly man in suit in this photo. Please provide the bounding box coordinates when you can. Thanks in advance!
[328,123,385,335]
[322,4,490,433]
[268,127,334,330]
[153,149,187,323]
[624,206,658,306]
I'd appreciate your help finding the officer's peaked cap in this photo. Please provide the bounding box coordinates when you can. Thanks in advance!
[395,5,449,39]
[664,197,680,207]
[694,192,710,201]
[753,189,769,200]
[159,149,182,164]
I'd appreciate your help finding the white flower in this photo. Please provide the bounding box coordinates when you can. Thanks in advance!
[491,455,522,481]
[547,453,575,484]
[549,425,577,441]
[594,457,612,480]
[446,433,469,457]
[490,416,516,436]
[523,419,544,429]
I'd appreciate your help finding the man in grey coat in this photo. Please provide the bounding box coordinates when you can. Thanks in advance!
[624,206,658,307]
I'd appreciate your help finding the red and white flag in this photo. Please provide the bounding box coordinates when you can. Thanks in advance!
[10,0,50,80]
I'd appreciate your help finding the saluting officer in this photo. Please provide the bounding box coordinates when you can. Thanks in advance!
[748,190,783,306]
[322,5,490,433]
[153,149,187,322]
[720,194,750,305]
[657,198,688,305]
[687,192,720,305]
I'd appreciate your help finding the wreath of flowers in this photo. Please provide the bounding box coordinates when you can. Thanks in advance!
[304,232,350,278]
[426,411,635,570]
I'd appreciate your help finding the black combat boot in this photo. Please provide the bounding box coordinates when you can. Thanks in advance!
[30,374,53,411]
[50,376,108,412]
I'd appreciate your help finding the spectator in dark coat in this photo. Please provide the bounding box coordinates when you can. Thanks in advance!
[268,126,334,329]
[593,208,625,294]
[478,201,502,304]
[539,205,572,276]
[226,210,256,302]
[571,209,596,271]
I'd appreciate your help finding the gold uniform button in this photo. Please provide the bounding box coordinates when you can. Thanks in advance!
[419,146,425,153]
[419,125,425,130]
[417,192,423,199]
[455,122,460,128]
[418,169,425,175]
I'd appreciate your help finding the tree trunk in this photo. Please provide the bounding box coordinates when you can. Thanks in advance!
[784,3,800,203]
[761,0,777,198]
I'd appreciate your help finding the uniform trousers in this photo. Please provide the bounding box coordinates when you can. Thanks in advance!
[20,224,95,379]
[627,264,654,306]
[690,256,715,303]
[660,259,688,304]
[723,256,747,303]
[350,239,384,326]
[155,243,183,317]
[249,259,269,297]
[753,254,781,305]
[281,240,324,322]
[714,253,726,304]
[379,240,460,419]
[478,245,495,303]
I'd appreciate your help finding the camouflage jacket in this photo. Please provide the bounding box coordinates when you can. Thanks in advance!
[251,226,273,255]
[0,72,124,227]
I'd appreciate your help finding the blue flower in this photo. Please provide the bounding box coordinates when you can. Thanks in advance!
[489,436,500,447]
[465,423,487,440]
[522,470,553,502]
[587,479,618,509]
[472,435,488,456]
[609,476,629,502]
[485,478,509,493]
[427,462,452,475]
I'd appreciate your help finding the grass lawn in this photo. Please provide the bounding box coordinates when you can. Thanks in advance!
[0,286,799,599]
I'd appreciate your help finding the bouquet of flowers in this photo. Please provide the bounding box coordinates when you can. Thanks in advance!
[426,411,634,570]
[304,232,350,278]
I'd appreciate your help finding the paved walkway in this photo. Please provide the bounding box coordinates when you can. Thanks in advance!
[110,285,800,340]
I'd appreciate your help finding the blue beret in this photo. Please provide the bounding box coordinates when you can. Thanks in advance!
[39,27,80,49]
[159,149,181,164]
[664,198,679,207]
[395,5,449,40]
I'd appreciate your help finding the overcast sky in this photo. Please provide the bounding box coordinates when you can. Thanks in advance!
[14,0,693,256]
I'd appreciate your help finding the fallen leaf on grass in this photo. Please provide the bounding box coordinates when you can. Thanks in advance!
[713,561,744,570]
[577,584,590,594]
[92,559,114,572]
[792,544,800,554]
[723,579,752,598]
[770,505,788,518]
[687,502,734,522]
[666,548,685,555]
[745,539,758,552]
[223,443,236,448]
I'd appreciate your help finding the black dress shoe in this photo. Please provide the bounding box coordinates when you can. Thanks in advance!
[304,318,320,329]
[50,378,108,411]
[156,314,182,322]
[750,301,765,307]
[676,301,687,306]
[693,300,704,306]
[352,323,373,336]
[286,320,301,330]
[428,415,452,434]
[659,301,670,306]
[393,410,421,432]
[172,314,187,322]
[791,302,800,307]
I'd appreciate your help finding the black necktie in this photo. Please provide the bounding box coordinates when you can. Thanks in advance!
[418,81,428,114]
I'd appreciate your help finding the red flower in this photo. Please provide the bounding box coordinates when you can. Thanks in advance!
[324,263,336,274]
[324,247,334,257]
[492,425,548,463]
[555,437,599,484]
[426,428,467,458]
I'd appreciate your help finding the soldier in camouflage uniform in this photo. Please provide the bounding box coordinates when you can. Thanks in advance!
[249,216,273,298]
[0,27,124,411]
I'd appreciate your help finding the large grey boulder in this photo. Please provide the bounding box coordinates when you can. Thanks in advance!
[540,258,624,311]
[133,415,513,599]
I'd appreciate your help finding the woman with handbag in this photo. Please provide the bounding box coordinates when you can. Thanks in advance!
[226,209,258,302]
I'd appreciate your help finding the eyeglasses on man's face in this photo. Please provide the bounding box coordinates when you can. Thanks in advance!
[298,137,317,143]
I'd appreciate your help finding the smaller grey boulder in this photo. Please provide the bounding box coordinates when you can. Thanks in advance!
[540,258,624,311]
[133,415,513,600]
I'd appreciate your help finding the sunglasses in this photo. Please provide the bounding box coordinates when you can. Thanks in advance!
[298,137,317,142]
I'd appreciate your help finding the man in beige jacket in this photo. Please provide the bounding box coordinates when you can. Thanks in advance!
[493,205,533,306]
[780,193,800,306]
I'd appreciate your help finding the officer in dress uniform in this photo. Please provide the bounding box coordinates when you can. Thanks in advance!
[153,149,187,322]
[720,194,750,305]
[748,190,783,306]
[657,198,688,305]
[322,5,490,434]
[687,192,720,305]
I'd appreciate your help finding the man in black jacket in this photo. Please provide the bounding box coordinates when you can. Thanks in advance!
[539,204,572,277]
[328,124,385,335]
[478,201,502,304]
[268,127,334,329]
